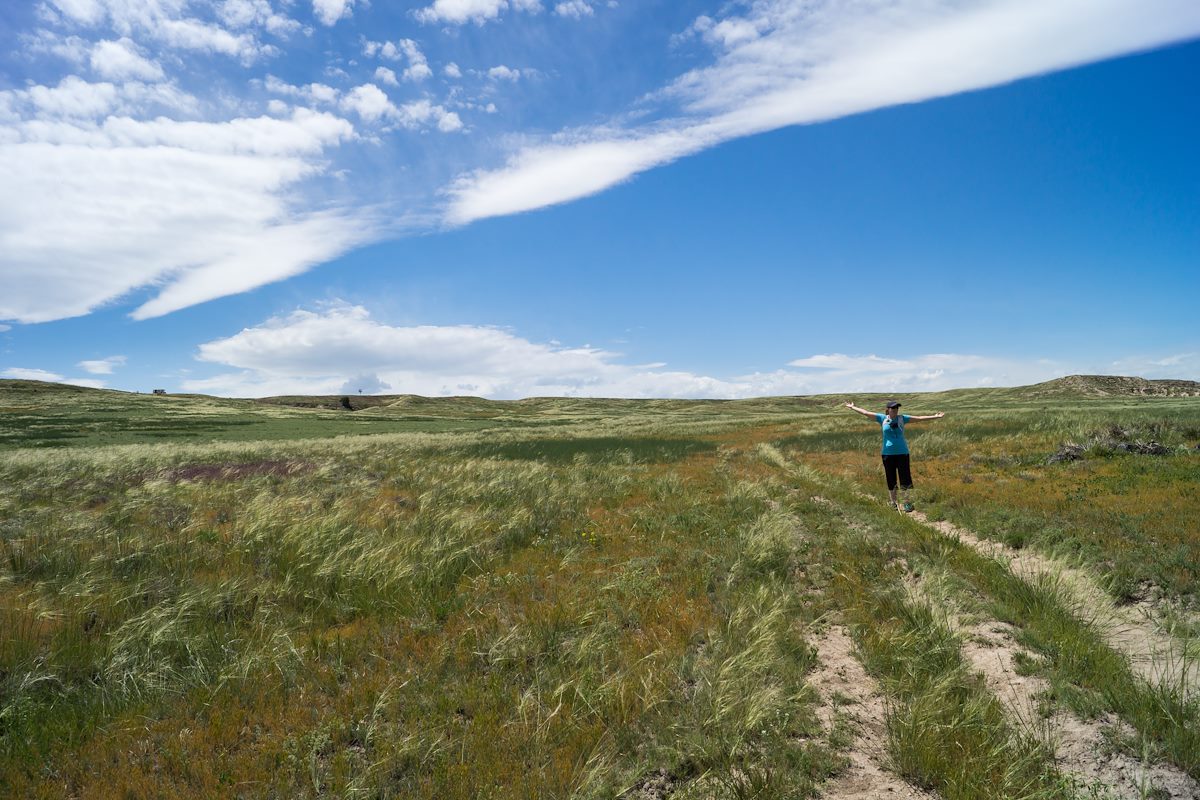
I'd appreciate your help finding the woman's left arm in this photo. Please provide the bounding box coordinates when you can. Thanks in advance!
[908,412,946,421]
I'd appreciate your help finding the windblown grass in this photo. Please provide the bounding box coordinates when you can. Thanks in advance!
[2,377,1197,797]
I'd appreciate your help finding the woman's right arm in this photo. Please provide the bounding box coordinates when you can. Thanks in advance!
[844,402,876,419]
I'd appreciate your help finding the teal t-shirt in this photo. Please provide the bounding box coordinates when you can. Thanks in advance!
[874,413,911,455]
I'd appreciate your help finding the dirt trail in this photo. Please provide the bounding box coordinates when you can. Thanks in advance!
[911,509,1199,699]
[802,487,1199,797]
[955,613,1200,799]
[900,510,1200,799]
[809,623,936,800]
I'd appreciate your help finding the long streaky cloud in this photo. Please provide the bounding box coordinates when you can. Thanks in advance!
[3,0,1199,325]
[445,0,1200,225]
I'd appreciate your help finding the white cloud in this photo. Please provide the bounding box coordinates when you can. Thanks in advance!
[415,0,542,26]
[341,372,391,394]
[78,355,127,374]
[1,365,106,388]
[181,304,1081,399]
[47,0,105,26]
[24,31,91,65]
[775,353,1045,394]
[444,62,462,79]
[132,211,377,319]
[0,106,367,323]
[48,0,268,61]
[1108,353,1200,380]
[437,110,464,132]
[338,85,463,131]
[0,324,11,332]
[89,38,163,81]
[3,367,65,382]
[487,65,521,81]
[554,1,592,19]
[374,66,399,86]
[445,0,1200,225]
[5,74,197,120]
[264,75,339,105]
[218,0,303,35]
[313,0,354,26]
[186,303,747,398]
[63,377,109,389]
[340,83,394,122]
[25,75,118,118]
[401,48,433,82]
[446,128,709,225]
[369,39,433,82]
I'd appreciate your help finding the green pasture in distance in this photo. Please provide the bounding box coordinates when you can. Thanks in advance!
[0,381,505,450]
[2,376,1199,452]
[0,380,823,451]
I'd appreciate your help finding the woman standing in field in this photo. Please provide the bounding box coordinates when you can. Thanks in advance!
[844,400,945,512]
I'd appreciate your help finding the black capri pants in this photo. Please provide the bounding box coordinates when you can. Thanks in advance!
[882,454,912,490]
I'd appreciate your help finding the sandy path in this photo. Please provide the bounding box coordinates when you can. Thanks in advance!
[900,511,1200,799]
[956,614,1199,798]
[912,509,1199,699]
[801,486,1199,797]
[809,623,937,800]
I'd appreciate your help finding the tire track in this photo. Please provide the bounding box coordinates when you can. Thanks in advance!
[900,512,1200,799]
[809,623,937,800]
[911,509,1199,700]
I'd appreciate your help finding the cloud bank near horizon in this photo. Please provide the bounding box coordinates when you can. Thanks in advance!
[181,303,1084,399]
[2,1,1198,325]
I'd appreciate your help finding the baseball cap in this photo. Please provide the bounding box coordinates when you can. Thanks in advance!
[885,400,901,409]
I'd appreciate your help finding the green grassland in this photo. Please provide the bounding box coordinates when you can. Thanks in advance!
[1,377,1198,798]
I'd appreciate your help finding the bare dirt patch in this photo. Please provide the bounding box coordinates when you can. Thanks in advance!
[1055,712,1200,800]
[809,623,935,800]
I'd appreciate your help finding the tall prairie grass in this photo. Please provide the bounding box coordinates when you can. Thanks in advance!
[3,384,1197,797]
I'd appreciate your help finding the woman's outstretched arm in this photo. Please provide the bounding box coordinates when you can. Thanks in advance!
[844,401,878,419]
[908,412,946,421]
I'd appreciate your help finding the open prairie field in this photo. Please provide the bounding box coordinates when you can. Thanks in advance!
[2,377,1199,799]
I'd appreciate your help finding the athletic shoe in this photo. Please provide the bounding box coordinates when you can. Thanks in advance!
[902,502,915,513]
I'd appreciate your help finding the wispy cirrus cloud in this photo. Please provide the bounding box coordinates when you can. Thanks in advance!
[1,2,468,325]
[4,0,1199,332]
[0,102,369,323]
[445,0,1200,225]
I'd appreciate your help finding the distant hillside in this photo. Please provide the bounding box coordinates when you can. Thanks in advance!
[253,393,823,415]
[254,393,407,412]
[1023,375,1200,398]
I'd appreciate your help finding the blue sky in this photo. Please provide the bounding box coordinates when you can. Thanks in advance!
[1,0,1198,398]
